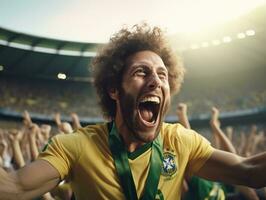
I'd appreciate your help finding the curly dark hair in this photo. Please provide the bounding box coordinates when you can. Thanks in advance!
[92,23,185,119]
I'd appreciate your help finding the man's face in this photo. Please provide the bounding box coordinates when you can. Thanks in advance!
[117,50,170,143]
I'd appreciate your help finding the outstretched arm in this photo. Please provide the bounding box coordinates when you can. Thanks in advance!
[196,148,266,189]
[0,159,60,200]
[28,124,56,200]
[209,107,259,200]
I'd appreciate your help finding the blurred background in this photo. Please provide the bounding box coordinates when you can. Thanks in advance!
[1,2,266,199]
[0,0,265,134]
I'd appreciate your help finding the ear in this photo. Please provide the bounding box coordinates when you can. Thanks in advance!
[108,88,119,100]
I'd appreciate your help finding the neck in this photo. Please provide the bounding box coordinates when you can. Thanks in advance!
[114,118,145,153]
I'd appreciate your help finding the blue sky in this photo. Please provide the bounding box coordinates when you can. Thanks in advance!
[0,0,265,43]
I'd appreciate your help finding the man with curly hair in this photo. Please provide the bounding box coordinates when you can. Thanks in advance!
[1,24,266,200]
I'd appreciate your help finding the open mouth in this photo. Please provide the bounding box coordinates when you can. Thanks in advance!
[138,96,160,125]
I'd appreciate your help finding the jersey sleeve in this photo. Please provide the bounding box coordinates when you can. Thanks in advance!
[183,129,214,177]
[38,133,83,180]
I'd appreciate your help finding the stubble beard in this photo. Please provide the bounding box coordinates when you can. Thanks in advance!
[119,88,170,143]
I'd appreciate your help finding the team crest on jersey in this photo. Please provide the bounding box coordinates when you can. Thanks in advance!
[161,151,177,178]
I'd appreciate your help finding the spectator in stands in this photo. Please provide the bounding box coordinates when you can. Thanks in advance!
[0,110,77,200]
[178,103,266,200]
[0,116,55,200]
[54,113,73,134]
[177,103,227,200]
[1,23,266,200]
[70,113,82,130]
[210,107,266,200]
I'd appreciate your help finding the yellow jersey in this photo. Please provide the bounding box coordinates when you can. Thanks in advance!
[38,122,214,200]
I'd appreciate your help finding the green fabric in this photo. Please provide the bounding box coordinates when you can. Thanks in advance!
[128,142,152,160]
[184,176,226,200]
[140,134,163,200]
[156,189,164,200]
[109,122,138,200]
[109,122,163,200]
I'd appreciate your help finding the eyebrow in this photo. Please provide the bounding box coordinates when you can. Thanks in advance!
[157,66,168,72]
[130,63,168,74]
[131,61,166,69]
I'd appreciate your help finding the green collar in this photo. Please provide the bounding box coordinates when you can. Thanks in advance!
[128,141,152,160]
[108,121,163,200]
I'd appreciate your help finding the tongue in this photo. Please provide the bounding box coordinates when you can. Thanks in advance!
[140,109,153,122]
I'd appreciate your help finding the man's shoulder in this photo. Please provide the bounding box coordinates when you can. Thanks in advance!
[162,122,184,130]
[162,122,190,135]
[48,123,109,152]
[74,123,108,137]
[161,122,200,142]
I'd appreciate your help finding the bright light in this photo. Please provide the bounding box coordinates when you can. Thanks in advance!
[33,46,57,54]
[57,73,66,80]
[237,32,246,39]
[81,51,97,57]
[190,44,199,50]
[5,0,263,42]
[8,42,32,50]
[58,50,81,56]
[0,65,4,71]
[223,36,232,43]
[166,1,266,34]
[201,42,209,47]
[246,29,256,36]
[212,40,221,45]
[0,40,8,45]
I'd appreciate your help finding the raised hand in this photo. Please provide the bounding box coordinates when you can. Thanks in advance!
[176,103,191,129]
[54,112,62,127]
[40,124,52,141]
[23,110,33,127]
[60,122,73,134]
[7,129,25,168]
[0,130,8,150]
[8,129,23,142]
[225,126,233,142]
[176,103,187,117]
[210,107,221,129]
[71,112,82,130]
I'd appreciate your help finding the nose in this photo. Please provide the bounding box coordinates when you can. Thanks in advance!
[148,72,161,90]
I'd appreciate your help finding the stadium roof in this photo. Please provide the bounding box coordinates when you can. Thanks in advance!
[0,27,102,52]
[0,27,103,82]
[0,4,265,82]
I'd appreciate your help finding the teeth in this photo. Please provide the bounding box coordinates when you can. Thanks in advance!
[140,96,160,104]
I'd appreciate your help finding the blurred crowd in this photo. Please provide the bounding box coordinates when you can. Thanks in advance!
[0,103,266,199]
[0,110,82,200]
[1,72,265,199]
[1,76,265,118]
[176,103,266,200]
[170,80,266,117]
[0,77,101,117]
